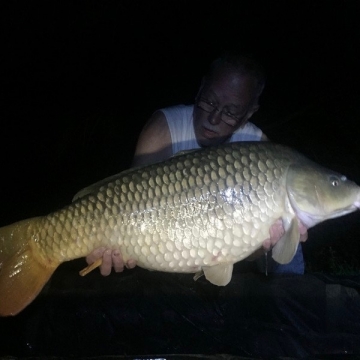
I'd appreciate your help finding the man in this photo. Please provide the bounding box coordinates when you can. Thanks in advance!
[86,53,308,276]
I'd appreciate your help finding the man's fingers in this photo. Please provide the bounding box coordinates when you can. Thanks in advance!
[268,218,308,247]
[86,247,106,265]
[299,221,308,242]
[126,259,137,269]
[112,250,125,273]
[300,232,308,242]
[262,238,272,252]
[268,219,284,247]
[86,247,137,276]
[99,249,113,276]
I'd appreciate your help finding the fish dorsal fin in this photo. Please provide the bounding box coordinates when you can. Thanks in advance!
[72,178,112,201]
[73,150,197,201]
[271,217,300,264]
[200,263,234,286]
[72,166,141,202]
[171,149,198,158]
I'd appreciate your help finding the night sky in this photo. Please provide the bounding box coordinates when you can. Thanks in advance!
[1,0,360,269]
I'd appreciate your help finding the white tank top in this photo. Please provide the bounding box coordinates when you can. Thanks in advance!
[160,104,264,155]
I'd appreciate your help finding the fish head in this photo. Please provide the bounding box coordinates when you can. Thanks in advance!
[286,162,360,228]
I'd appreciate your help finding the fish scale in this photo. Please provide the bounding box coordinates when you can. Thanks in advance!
[36,143,289,270]
[1,141,360,316]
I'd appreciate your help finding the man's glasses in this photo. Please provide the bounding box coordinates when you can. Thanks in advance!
[196,98,246,127]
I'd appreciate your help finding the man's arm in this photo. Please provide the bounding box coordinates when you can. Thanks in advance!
[131,111,173,167]
[261,133,269,141]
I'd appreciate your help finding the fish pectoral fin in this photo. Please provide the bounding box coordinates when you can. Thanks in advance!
[201,263,233,286]
[271,216,300,264]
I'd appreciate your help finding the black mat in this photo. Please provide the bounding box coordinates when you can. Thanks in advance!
[1,260,360,359]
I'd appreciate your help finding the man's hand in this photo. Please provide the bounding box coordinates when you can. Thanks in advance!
[246,218,308,261]
[298,220,308,242]
[85,247,137,276]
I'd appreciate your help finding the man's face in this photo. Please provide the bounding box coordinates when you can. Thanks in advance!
[193,68,260,147]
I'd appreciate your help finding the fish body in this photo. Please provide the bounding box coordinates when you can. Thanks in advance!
[0,141,359,316]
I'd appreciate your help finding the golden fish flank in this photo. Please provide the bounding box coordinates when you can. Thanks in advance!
[0,141,360,316]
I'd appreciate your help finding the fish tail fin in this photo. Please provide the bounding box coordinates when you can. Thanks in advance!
[0,218,60,316]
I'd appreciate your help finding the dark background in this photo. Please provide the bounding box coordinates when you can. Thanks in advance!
[1,0,360,272]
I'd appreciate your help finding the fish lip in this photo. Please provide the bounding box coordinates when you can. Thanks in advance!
[293,204,359,229]
[308,204,359,223]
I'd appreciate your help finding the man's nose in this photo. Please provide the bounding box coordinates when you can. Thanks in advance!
[208,109,222,125]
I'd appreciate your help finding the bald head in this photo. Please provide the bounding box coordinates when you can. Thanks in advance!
[204,53,266,98]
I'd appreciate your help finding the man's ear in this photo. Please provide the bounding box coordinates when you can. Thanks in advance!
[246,82,265,119]
[244,100,260,122]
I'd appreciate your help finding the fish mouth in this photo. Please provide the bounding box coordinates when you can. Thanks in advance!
[300,204,359,228]
[325,204,359,220]
[354,200,360,210]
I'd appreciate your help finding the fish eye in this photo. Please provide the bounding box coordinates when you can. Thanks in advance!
[329,176,340,186]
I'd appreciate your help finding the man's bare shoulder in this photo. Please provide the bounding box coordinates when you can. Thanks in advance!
[131,111,173,167]
[142,110,168,131]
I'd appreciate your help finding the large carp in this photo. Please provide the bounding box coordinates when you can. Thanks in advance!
[0,141,359,316]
